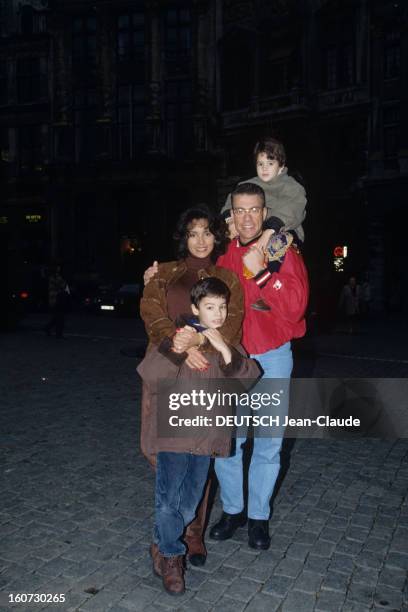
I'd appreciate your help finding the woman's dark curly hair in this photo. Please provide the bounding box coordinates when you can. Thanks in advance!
[173,205,229,262]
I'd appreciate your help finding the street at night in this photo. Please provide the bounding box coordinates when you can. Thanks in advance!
[1,314,407,611]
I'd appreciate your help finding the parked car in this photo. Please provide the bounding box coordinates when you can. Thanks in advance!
[79,283,141,317]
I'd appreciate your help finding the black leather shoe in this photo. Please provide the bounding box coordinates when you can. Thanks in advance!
[248,519,271,550]
[209,512,247,541]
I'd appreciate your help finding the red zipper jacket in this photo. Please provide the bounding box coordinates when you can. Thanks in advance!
[217,238,309,354]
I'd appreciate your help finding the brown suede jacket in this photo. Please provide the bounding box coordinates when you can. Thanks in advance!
[138,259,245,464]
[140,259,244,349]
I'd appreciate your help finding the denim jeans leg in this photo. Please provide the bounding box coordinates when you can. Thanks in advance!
[214,437,246,515]
[248,342,293,519]
[155,452,210,557]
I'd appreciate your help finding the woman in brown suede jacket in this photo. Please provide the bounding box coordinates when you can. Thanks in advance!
[139,205,245,593]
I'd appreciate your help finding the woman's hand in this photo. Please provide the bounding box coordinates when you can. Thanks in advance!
[172,325,199,353]
[256,229,274,253]
[143,261,159,286]
[184,347,210,370]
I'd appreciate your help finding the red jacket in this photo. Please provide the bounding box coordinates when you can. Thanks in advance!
[217,238,309,354]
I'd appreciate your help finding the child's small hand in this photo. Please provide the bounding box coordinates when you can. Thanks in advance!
[202,329,231,364]
[226,216,238,240]
[256,229,275,253]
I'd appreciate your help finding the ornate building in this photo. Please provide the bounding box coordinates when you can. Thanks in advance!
[1,0,407,309]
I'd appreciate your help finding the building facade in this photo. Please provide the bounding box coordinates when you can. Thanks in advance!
[1,0,407,310]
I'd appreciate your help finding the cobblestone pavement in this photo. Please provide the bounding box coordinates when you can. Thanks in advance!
[0,315,407,612]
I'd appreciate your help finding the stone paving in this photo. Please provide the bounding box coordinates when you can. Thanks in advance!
[0,315,407,612]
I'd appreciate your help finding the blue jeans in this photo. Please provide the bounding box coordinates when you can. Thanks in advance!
[214,342,293,520]
[155,452,210,557]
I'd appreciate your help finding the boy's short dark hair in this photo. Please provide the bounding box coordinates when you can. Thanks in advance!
[231,182,266,207]
[254,137,286,167]
[190,277,231,307]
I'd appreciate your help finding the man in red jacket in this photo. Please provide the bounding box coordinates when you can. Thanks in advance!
[210,182,309,550]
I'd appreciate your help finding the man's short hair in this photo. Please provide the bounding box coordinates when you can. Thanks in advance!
[254,137,286,167]
[231,182,266,208]
[190,277,231,307]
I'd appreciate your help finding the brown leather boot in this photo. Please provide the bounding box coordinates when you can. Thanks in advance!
[185,476,212,566]
[160,555,185,596]
[150,543,162,577]
[185,520,207,567]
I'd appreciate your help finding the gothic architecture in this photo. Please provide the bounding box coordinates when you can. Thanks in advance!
[1,0,407,309]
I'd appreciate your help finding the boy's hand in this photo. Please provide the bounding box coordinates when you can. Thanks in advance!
[202,329,231,364]
[143,261,159,285]
[242,245,265,276]
[226,216,238,240]
[256,229,275,253]
[172,326,199,353]
[185,347,210,370]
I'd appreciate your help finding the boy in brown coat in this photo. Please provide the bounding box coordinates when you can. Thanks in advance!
[137,277,259,596]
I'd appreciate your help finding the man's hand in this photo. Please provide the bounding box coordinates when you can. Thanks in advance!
[242,245,266,276]
[143,261,159,286]
[184,347,210,370]
[202,329,231,364]
[172,326,199,353]
[256,229,274,253]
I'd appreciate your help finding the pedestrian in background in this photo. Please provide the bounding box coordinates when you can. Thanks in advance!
[339,276,360,334]
[44,264,69,338]
[360,274,371,317]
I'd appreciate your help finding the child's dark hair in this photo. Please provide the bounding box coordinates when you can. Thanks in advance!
[190,277,231,307]
[173,205,228,262]
[253,137,286,167]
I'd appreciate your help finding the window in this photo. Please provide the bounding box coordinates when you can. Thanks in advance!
[19,125,46,171]
[73,89,97,162]
[54,125,74,161]
[72,16,97,71]
[20,5,46,35]
[0,60,7,105]
[260,57,288,97]
[222,33,253,110]
[0,127,9,161]
[116,84,145,160]
[17,57,47,103]
[384,31,400,79]
[117,10,145,66]
[383,105,399,167]
[165,80,192,158]
[324,43,354,90]
[163,7,191,75]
